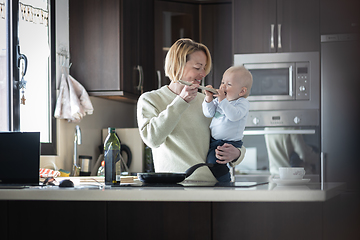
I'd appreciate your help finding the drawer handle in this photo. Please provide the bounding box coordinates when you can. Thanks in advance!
[278,24,282,49]
[270,24,275,49]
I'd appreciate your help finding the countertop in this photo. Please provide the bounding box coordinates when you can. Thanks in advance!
[0,177,345,202]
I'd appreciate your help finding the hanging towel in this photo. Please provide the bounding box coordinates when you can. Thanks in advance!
[54,73,94,122]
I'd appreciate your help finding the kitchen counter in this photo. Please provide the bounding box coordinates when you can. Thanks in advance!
[0,179,351,240]
[0,178,345,202]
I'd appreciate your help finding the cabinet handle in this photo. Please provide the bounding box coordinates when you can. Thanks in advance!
[270,24,275,49]
[278,24,282,49]
[157,70,161,89]
[135,65,144,94]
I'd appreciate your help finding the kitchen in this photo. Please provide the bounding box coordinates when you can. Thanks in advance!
[1,0,360,239]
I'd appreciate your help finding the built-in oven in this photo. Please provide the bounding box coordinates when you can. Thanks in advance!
[233,52,321,181]
[234,52,320,112]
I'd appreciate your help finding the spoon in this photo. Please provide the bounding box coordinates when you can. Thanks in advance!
[178,80,218,94]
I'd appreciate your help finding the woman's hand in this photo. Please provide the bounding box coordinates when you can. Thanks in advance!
[215,143,241,164]
[179,83,199,103]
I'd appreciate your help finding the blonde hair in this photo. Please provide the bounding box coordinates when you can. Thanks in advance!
[225,65,253,98]
[164,38,212,82]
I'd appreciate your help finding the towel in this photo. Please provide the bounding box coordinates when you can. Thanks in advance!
[54,73,94,122]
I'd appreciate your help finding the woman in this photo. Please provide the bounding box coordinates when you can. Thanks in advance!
[137,38,245,182]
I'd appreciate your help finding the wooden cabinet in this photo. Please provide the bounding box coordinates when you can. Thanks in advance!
[201,3,232,89]
[107,201,212,239]
[0,201,8,240]
[213,202,323,240]
[6,201,106,239]
[320,0,360,34]
[154,0,199,87]
[233,0,320,54]
[69,0,155,101]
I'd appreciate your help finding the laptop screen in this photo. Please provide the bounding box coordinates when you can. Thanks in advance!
[0,132,40,185]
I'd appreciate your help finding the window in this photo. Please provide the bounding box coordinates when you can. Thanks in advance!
[0,0,56,155]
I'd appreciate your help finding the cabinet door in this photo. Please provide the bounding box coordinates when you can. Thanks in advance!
[201,3,232,89]
[233,0,277,54]
[8,201,106,239]
[123,0,141,95]
[233,0,320,54]
[320,0,360,35]
[155,1,199,87]
[107,201,211,239]
[0,201,8,240]
[277,0,320,52]
[69,0,121,91]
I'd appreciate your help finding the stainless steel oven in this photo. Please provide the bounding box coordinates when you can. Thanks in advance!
[234,52,320,112]
[233,52,321,179]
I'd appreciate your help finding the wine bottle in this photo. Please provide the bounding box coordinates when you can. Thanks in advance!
[104,127,121,185]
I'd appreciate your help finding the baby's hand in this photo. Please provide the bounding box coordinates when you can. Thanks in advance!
[204,85,214,102]
[215,88,226,102]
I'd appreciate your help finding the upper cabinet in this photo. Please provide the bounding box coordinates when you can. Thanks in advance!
[320,0,360,34]
[69,0,155,102]
[154,0,199,88]
[233,0,320,54]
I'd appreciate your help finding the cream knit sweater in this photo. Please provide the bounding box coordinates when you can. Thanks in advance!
[137,86,245,182]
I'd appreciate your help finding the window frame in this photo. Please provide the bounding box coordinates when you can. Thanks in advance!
[6,0,56,155]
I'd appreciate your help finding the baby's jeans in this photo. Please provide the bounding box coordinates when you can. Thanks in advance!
[207,137,243,182]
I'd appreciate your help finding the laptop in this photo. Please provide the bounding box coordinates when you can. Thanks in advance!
[0,132,40,188]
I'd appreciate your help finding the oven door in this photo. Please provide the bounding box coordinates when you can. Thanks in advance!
[235,127,320,182]
[244,63,295,101]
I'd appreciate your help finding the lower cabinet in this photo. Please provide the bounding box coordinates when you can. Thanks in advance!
[212,202,323,240]
[107,201,212,240]
[2,196,357,240]
[7,201,107,239]
[0,201,8,239]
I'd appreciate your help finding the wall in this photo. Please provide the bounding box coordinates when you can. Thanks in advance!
[40,0,137,172]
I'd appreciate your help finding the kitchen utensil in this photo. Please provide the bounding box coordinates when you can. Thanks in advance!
[178,80,218,94]
[137,163,213,184]
[79,155,92,176]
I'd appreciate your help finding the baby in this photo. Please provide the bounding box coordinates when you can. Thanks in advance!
[202,65,253,182]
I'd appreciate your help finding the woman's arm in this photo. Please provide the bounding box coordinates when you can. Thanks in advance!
[137,94,189,148]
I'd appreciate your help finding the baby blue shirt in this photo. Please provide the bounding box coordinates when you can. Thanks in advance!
[202,97,249,141]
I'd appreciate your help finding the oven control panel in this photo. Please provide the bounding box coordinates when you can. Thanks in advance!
[247,110,319,127]
[295,62,310,100]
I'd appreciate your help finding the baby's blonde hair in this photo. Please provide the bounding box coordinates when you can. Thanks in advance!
[164,38,212,82]
[225,65,253,98]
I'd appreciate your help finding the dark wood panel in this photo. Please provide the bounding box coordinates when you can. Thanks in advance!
[107,201,211,240]
[320,0,360,34]
[233,0,276,53]
[278,0,320,52]
[8,201,106,240]
[213,202,322,240]
[201,3,232,89]
[233,0,319,53]
[154,0,200,87]
[0,201,8,240]
[69,0,121,91]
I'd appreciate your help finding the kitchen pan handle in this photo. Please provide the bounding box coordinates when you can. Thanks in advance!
[185,163,213,178]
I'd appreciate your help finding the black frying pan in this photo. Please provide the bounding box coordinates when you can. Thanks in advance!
[138,163,213,184]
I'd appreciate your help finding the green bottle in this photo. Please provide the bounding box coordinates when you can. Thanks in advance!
[104,127,121,185]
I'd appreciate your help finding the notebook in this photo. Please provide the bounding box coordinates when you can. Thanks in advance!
[0,132,40,187]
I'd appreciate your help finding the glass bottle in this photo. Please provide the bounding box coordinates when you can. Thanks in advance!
[97,160,105,176]
[104,127,121,185]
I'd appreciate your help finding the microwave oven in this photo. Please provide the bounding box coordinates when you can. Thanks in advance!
[234,52,319,112]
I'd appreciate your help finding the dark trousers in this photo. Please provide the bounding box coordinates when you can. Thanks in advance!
[207,137,243,182]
